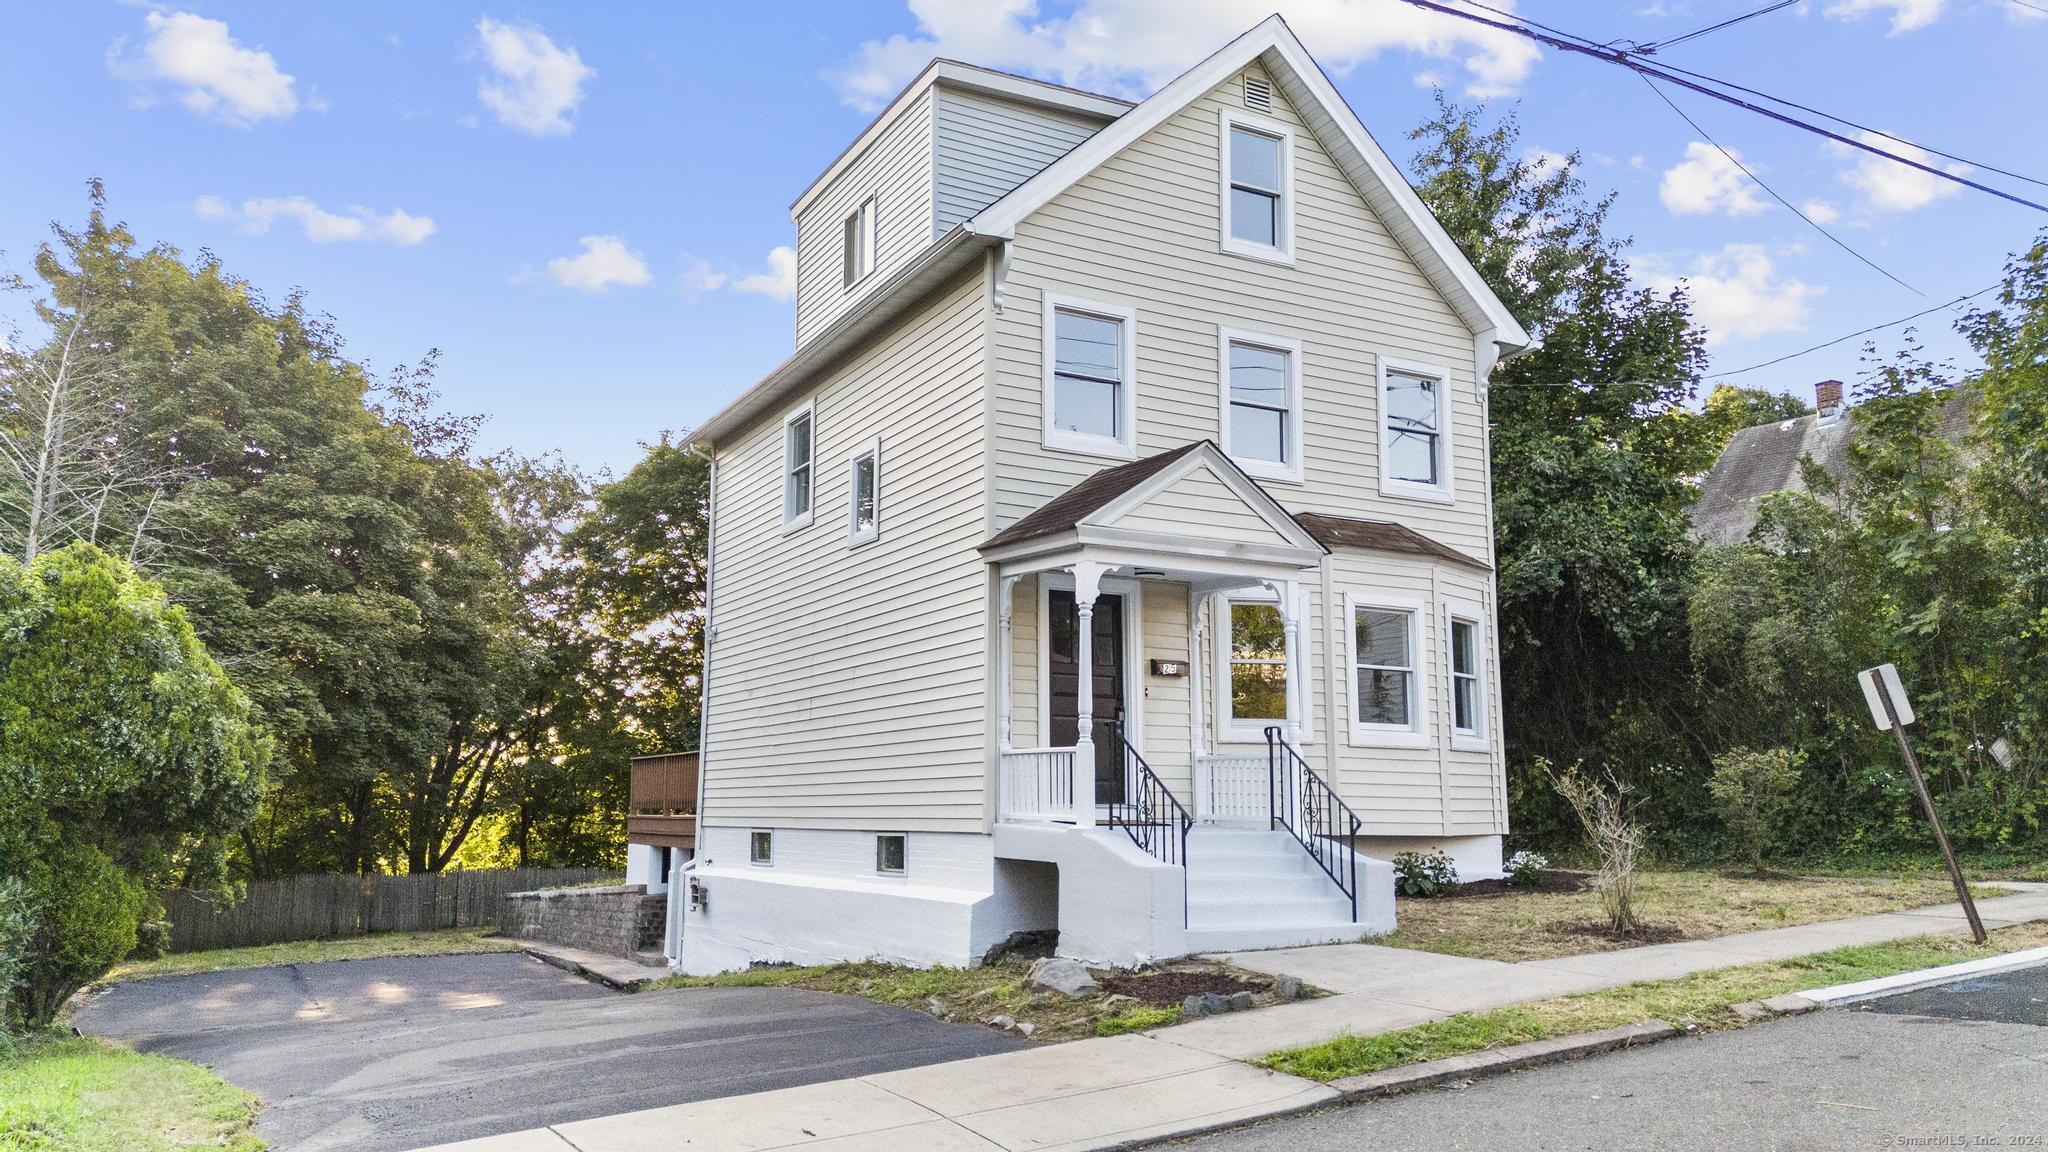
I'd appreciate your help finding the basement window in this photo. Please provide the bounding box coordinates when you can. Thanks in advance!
[876,834,907,875]
[750,830,773,865]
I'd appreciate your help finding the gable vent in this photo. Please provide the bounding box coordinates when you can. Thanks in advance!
[1243,75,1273,112]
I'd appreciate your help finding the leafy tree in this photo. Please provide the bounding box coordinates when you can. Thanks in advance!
[0,543,266,1025]
[1409,99,1713,843]
[1701,383,1811,452]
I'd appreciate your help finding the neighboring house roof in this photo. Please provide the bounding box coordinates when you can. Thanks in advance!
[978,440,1327,564]
[687,15,1527,451]
[1294,513,1490,571]
[1690,390,1974,546]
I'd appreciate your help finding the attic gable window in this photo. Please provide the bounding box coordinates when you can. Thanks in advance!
[1220,110,1293,262]
[842,197,875,288]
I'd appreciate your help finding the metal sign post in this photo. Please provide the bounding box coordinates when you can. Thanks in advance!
[1858,663,1986,944]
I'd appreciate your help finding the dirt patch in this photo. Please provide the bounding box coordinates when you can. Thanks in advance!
[1098,969,1270,1006]
[1547,922,1688,946]
[1438,870,1592,899]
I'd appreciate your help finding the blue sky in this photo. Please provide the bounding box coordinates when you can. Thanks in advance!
[3,1,2042,474]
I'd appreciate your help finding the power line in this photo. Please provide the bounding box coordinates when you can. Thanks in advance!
[1402,0,2048,212]
[2007,0,2048,17]
[1625,0,1798,53]
[1635,71,1923,296]
[1713,283,2002,377]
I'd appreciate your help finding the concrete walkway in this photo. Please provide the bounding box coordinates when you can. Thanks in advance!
[416,885,2048,1152]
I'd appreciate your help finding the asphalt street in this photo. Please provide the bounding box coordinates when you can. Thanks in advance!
[72,951,1024,1152]
[1175,965,2048,1151]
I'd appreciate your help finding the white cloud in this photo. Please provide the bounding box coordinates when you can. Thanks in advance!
[1659,141,1770,217]
[828,0,1543,112]
[1641,244,1823,345]
[1831,131,1968,213]
[117,11,299,125]
[194,195,435,245]
[544,236,652,293]
[1822,0,1947,33]
[1800,198,1841,224]
[679,255,728,299]
[474,17,593,136]
[733,247,798,303]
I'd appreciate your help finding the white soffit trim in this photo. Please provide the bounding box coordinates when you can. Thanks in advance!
[965,15,1529,353]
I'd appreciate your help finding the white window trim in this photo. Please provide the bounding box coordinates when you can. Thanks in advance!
[1041,292,1139,461]
[1212,585,1312,746]
[1216,326,1304,483]
[749,829,773,866]
[781,400,816,534]
[1218,108,1296,265]
[1344,592,1429,749]
[842,196,876,290]
[846,439,880,548]
[1376,356,1456,506]
[1445,597,1489,751]
[875,833,907,876]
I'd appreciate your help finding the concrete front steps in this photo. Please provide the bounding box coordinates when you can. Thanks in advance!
[1182,826,1380,952]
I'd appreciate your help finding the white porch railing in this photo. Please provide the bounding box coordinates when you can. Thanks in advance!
[1197,755,1269,824]
[999,747,1080,823]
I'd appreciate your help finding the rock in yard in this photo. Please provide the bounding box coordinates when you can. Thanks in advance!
[1026,957,1100,998]
[926,997,946,1016]
[1101,993,1142,1012]
[982,928,1060,966]
[1182,992,1230,1019]
[1015,1021,1037,1037]
[986,1014,1016,1029]
[1272,975,1304,1002]
[1225,991,1255,1012]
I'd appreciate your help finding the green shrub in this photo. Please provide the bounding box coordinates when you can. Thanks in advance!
[1393,849,1460,897]
[14,849,146,1027]
[0,877,34,1038]
[1505,850,1549,889]
[1709,747,1803,872]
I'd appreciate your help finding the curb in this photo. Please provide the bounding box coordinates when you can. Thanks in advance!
[1782,943,2048,1008]
[1327,1019,1681,1101]
[519,946,659,993]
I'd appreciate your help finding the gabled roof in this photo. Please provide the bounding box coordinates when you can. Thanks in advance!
[980,440,1327,565]
[1295,513,1490,570]
[963,14,1530,352]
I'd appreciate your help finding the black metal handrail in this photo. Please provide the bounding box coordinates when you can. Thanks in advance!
[1265,726,1364,923]
[1106,722,1194,923]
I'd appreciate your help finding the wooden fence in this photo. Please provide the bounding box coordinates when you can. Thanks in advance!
[161,867,619,953]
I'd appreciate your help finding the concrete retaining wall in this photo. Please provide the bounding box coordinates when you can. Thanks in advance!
[499,884,665,958]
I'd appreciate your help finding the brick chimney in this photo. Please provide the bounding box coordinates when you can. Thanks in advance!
[1815,379,1845,425]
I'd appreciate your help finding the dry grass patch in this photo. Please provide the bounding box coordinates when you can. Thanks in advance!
[109,927,518,983]
[1381,870,2008,962]
[1265,921,2048,1082]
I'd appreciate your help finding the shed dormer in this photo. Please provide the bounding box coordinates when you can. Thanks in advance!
[790,61,1128,347]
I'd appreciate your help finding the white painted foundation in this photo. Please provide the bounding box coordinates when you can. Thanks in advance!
[1358,833,1504,881]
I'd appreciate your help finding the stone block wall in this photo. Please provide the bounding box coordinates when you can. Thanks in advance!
[499,884,666,957]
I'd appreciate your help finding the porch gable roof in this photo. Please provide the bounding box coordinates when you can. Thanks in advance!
[980,440,1327,564]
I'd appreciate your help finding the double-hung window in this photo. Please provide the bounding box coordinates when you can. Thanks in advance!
[1347,596,1426,747]
[1042,295,1136,458]
[783,403,814,530]
[1219,329,1302,481]
[1378,358,1454,503]
[1447,603,1486,747]
[1220,111,1293,261]
[842,197,875,288]
[847,441,879,547]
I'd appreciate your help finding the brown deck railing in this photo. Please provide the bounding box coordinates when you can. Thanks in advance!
[628,751,698,849]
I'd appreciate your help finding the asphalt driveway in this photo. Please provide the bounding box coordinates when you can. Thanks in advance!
[73,951,1026,1152]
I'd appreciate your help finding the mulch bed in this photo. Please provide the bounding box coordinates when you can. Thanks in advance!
[1436,870,1592,899]
[1547,922,1688,945]
[1098,969,1269,1006]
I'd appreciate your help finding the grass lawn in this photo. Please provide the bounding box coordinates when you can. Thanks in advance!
[108,927,519,983]
[0,1035,263,1151]
[1381,870,2010,963]
[653,959,1277,1041]
[1263,920,2048,1082]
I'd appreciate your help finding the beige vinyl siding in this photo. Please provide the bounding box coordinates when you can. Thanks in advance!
[989,65,1491,560]
[794,89,938,347]
[704,269,990,832]
[934,87,1106,233]
[1106,463,1296,546]
[1138,584,1193,795]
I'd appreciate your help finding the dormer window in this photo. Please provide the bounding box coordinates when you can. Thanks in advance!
[1220,111,1293,262]
[842,197,875,288]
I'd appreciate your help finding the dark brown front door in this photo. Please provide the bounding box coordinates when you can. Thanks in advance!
[1047,589,1126,805]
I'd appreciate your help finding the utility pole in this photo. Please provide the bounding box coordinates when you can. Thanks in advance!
[1859,663,1985,945]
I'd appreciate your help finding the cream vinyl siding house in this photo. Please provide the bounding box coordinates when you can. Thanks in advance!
[673,18,1528,974]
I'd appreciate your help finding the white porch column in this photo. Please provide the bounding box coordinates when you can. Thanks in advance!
[1263,579,1306,747]
[997,575,1019,753]
[1190,592,1211,821]
[1071,561,1107,828]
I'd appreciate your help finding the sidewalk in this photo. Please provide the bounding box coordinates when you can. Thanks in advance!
[419,884,2048,1152]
